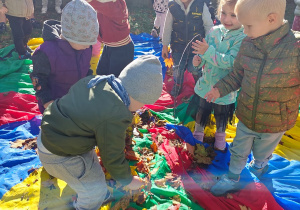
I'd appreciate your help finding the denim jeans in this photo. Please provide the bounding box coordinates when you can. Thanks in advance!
[229,122,285,175]
[38,145,108,210]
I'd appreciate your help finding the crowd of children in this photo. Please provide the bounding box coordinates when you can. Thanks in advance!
[0,0,299,208]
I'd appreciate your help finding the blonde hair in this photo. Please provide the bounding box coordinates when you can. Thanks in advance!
[217,0,238,18]
[235,0,286,20]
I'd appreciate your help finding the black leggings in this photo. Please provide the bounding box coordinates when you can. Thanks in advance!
[6,15,32,55]
[195,96,235,132]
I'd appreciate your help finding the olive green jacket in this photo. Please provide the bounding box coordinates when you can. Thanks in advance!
[41,75,133,185]
[0,0,34,18]
[215,22,300,133]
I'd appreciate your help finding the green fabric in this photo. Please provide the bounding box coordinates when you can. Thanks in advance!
[112,134,203,210]
[215,22,300,133]
[0,45,34,94]
[149,109,180,124]
[41,76,134,185]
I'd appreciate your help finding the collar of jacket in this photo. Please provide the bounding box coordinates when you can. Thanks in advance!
[220,25,244,41]
[251,20,290,53]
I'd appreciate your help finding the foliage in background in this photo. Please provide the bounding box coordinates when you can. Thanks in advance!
[0,0,296,49]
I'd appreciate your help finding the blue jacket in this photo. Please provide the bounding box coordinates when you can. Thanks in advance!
[194,25,246,105]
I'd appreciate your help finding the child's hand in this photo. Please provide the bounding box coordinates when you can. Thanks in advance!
[126,176,144,190]
[193,55,202,67]
[44,100,54,109]
[204,88,220,103]
[162,45,169,60]
[185,143,195,156]
[0,7,8,14]
[192,39,209,55]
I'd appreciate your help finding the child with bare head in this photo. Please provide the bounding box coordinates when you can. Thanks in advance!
[205,0,300,196]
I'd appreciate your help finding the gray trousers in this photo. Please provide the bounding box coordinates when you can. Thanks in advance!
[38,148,108,210]
[229,122,285,175]
[42,0,62,7]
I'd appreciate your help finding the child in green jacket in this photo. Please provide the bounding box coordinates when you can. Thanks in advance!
[37,55,163,209]
[205,0,300,196]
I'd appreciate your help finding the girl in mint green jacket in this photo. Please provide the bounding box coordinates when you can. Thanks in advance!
[186,0,246,153]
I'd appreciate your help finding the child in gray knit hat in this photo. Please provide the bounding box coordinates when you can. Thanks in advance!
[30,0,99,114]
[37,55,163,209]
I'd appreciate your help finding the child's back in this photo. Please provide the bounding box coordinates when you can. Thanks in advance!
[31,0,99,113]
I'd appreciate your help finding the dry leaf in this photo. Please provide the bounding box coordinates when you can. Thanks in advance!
[154,178,166,188]
[150,142,158,153]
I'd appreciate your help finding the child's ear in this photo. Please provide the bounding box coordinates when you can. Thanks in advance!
[267,13,277,24]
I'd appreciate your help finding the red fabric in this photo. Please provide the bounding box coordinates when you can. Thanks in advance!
[0,92,41,126]
[150,128,283,210]
[145,70,195,111]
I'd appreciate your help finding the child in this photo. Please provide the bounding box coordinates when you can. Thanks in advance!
[204,0,300,196]
[151,0,169,39]
[161,0,214,96]
[41,0,62,14]
[187,0,246,154]
[30,0,99,113]
[0,0,34,59]
[37,55,163,209]
[293,0,300,31]
[87,0,134,77]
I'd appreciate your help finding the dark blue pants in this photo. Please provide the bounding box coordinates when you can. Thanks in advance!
[96,41,134,77]
[6,15,32,55]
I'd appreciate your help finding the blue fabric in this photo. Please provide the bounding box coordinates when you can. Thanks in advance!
[87,74,130,107]
[165,124,207,147]
[0,116,42,198]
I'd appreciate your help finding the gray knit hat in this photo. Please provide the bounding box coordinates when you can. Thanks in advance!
[119,55,163,105]
[61,0,99,45]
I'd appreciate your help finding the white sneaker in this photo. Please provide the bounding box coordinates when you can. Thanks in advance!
[41,7,47,14]
[55,6,62,14]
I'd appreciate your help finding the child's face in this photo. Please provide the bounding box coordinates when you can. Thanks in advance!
[237,13,275,39]
[220,4,242,31]
[69,42,90,51]
[180,0,192,5]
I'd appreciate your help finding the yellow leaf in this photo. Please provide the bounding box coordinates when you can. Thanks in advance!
[164,58,174,68]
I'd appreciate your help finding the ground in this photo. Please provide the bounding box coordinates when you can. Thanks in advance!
[0,0,297,49]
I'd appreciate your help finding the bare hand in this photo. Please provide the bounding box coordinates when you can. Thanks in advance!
[193,55,202,67]
[0,7,8,14]
[44,100,54,109]
[162,45,169,60]
[186,143,195,156]
[192,39,209,55]
[204,88,220,103]
[126,176,144,190]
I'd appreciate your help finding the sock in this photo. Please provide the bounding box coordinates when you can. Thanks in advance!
[194,123,204,132]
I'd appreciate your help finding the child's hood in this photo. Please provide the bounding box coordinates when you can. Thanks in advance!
[42,20,62,41]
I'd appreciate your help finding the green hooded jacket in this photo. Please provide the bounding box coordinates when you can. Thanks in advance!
[214,22,300,133]
[41,75,133,185]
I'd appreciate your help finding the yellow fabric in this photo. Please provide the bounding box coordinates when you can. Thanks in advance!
[0,167,111,209]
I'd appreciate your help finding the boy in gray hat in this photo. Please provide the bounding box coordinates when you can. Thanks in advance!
[37,55,163,209]
[31,0,99,114]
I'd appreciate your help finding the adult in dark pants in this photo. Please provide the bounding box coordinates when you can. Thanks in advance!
[87,0,134,77]
[0,0,34,59]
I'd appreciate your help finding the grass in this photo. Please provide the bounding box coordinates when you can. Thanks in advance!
[0,0,296,49]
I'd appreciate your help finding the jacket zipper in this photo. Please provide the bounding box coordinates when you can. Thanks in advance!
[251,54,267,129]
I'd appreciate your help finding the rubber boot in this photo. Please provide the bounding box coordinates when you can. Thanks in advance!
[214,132,226,151]
[193,131,204,142]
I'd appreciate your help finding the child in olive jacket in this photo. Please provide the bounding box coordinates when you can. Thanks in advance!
[205,0,300,196]
[38,55,163,209]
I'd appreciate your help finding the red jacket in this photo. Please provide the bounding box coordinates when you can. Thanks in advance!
[87,0,131,47]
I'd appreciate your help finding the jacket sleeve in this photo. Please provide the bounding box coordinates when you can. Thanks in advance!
[162,10,173,46]
[31,51,53,105]
[95,106,133,186]
[88,0,127,18]
[201,34,245,69]
[202,3,214,36]
[214,51,244,97]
